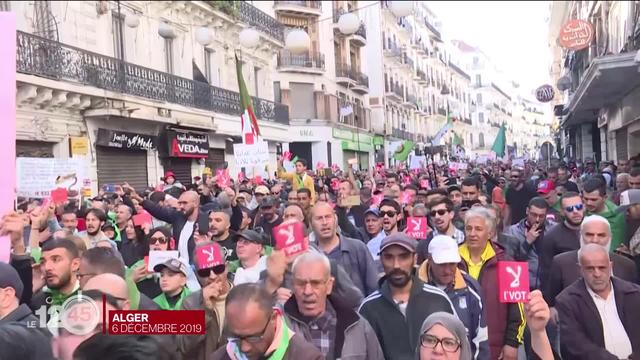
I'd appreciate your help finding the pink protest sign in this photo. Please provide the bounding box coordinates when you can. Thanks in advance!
[274,220,307,257]
[195,243,225,270]
[0,14,16,263]
[498,261,530,303]
[405,217,427,239]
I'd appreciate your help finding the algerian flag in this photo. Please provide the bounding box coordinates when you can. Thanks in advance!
[491,124,506,158]
[432,105,453,146]
[236,55,260,144]
[393,140,415,162]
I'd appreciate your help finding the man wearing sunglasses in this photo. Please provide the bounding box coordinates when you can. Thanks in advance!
[179,241,233,360]
[379,198,402,236]
[417,198,464,264]
[505,168,537,226]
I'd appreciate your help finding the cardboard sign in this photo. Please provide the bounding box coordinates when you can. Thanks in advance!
[133,211,153,227]
[147,250,179,272]
[274,220,307,257]
[406,217,428,239]
[498,261,530,303]
[343,195,361,207]
[254,175,263,185]
[194,244,224,270]
[51,188,68,204]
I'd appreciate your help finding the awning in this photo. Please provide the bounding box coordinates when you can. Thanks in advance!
[563,52,639,127]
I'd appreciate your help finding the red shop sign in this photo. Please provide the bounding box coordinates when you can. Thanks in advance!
[558,19,594,51]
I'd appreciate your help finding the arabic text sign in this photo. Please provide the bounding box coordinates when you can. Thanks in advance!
[0,13,16,263]
[498,261,530,303]
[233,142,270,169]
[16,158,89,199]
[559,19,594,51]
[405,217,428,239]
[274,220,307,257]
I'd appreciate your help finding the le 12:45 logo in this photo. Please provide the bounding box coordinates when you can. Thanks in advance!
[31,293,101,335]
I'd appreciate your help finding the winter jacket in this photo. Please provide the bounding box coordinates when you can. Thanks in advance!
[358,275,456,360]
[176,289,224,360]
[556,277,640,359]
[458,241,525,360]
[211,332,323,360]
[0,303,51,339]
[503,218,555,289]
[321,234,379,296]
[418,262,490,360]
[587,199,626,251]
[543,250,638,306]
[284,295,384,360]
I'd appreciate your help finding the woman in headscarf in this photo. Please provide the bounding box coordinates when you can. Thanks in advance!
[416,312,472,360]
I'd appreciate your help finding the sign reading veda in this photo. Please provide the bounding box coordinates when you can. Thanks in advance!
[167,130,209,158]
[498,261,530,303]
[558,19,594,51]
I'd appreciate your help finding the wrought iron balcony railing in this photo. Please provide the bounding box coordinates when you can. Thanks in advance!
[274,1,321,9]
[335,62,367,87]
[208,1,284,42]
[16,31,289,125]
[277,50,325,70]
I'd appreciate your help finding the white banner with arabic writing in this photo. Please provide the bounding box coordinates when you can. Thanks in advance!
[16,157,89,198]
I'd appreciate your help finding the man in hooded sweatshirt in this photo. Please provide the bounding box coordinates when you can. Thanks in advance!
[582,177,626,251]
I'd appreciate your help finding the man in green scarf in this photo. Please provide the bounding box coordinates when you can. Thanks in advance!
[30,239,80,312]
[211,283,323,360]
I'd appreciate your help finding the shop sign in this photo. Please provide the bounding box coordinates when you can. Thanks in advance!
[373,135,385,146]
[341,140,373,153]
[167,130,209,158]
[97,129,156,150]
[558,19,594,51]
[299,129,315,138]
[535,85,555,103]
[358,133,373,144]
[69,137,89,156]
[333,128,354,140]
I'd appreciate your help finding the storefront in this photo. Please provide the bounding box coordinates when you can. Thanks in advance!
[332,128,373,170]
[159,127,209,185]
[95,128,156,191]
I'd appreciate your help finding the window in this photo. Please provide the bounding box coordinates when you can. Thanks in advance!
[0,1,10,11]
[112,13,126,60]
[473,56,479,65]
[204,48,214,83]
[273,81,281,103]
[479,133,485,147]
[164,38,174,74]
[254,67,260,97]
[478,112,484,124]
[475,74,481,87]
[476,93,483,105]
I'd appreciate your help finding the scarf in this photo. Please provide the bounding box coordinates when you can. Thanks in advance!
[46,281,80,306]
[153,287,191,310]
[226,312,292,360]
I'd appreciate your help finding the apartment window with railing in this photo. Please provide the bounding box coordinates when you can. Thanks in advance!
[254,67,261,97]
[273,81,281,103]
[204,48,214,83]
[111,13,126,60]
[164,38,174,74]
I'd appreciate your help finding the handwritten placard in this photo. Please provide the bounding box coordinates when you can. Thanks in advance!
[233,141,269,169]
[405,217,427,239]
[147,250,179,272]
[16,158,88,198]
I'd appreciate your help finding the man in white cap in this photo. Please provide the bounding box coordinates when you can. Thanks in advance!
[418,235,490,360]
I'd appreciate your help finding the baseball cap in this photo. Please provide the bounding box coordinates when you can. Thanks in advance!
[234,229,264,245]
[0,262,24,299]
[153,258,188,276]
[618,189,640,212]
[164,171,175,179]
[379,232,417,254]
[364,208,381,218]
[254,185,270,195]
[260,196,279,208]
[428,235,462,264]
[537,180,555,194]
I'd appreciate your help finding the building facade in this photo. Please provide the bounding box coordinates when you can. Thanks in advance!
[549,0,640,163]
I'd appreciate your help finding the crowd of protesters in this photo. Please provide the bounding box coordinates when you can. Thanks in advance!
[1,155,639,360]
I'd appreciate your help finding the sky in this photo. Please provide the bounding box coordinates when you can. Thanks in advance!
[427,1,552,99]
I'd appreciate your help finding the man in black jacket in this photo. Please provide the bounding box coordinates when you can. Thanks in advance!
[0,262,47,337]
[358,233,455,360]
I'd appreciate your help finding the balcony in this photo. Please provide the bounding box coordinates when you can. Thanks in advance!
[392,127,414,141]
[273,1,322,17]
[437,107,447,116]
[424,18,441,41]
[402,54,414,70]
[338,102,369,130]
[349,23,367,47]
[16,31,289,125]
[207,1,284,43]
[335,62,367,93]
[397,17,413,35]
[383,41,403,58]
[277,50,325,74]
[385,83,403,102]
[416,69,427,84]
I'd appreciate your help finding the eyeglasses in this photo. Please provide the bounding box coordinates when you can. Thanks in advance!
[420,333,461,352]
[293,277,329,289]
[272,192,280,195]
[196,265,226,278]
[429,209,449,217]
[564,204,584,212]
[380,210,397,218]
[228,316,272,344]
[149,236,168,245]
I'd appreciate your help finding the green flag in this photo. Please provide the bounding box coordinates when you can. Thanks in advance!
[452,132,463,146]
[491,124,506,157]
[393,140,414,162]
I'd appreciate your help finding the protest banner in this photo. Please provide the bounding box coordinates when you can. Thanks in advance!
[498,261,530,303]
[233,141,269,170]
[405,217,427,239]
[409,155,426,170]
[16,157,89,198]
